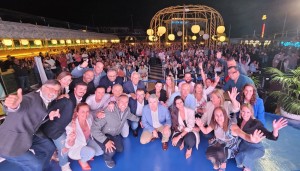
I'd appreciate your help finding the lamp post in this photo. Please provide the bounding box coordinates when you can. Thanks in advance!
[261,15,267,38]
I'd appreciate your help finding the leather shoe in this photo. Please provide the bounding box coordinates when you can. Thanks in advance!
[162,142,168,151]
[133,130,138,137]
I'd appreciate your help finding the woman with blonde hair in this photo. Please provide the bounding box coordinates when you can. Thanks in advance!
[235,103,287,171]
[201,88,240,126]
[196,107,265,171]
[64,103,103,170]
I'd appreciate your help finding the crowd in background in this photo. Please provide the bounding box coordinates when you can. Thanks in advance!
[0,42,295,171]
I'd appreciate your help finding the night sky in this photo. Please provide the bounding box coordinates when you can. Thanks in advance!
[1,0,300,37]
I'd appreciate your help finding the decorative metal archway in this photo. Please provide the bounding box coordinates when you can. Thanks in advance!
[148,5,225,48]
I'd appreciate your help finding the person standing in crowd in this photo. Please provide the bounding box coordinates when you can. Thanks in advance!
[140,94,171,151]
[169,96,199,159]
[64,103,104,170]
[92,95,140,168]
[12,58,31,93]
[0,80,62,171]
[236,104,287,171]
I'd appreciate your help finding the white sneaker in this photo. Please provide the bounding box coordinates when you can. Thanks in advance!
[61,162,72,171]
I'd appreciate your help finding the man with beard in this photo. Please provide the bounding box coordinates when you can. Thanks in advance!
[178,72,195,94]
[69,70,95,101]
[0,80,62,171]
[69,82,88,106]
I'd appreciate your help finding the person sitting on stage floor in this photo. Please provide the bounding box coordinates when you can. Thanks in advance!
[235,104,287,171]
[195,107,265,171]
[64,103,104,170]
[91,95,140,168]
[140,94,171,151]
[169,96,200,159]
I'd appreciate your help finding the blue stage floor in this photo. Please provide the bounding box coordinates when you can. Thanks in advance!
[1,113,299,171]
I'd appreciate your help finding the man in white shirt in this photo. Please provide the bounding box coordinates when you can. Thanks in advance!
[86,86,111,118]
[128,89,148,137]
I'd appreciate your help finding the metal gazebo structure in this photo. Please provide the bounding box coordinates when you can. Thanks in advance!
[147,5,225,48]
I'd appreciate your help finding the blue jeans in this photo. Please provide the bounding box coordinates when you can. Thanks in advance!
[129,120,139,131]
[80,138,103,162]
[2,135,56,171]
[31,135,56,170]
[235,140,265,170]
[53,133,68,167]
[1,151,42,171]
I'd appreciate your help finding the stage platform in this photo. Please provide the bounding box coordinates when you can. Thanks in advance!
[0,113,299,171]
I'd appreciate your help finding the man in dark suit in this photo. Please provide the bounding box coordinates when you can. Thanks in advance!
[123,71,146,99]
[69,82,88,107]
[128,88,148,137]
[0,80,62,171]
[98,68,123,93]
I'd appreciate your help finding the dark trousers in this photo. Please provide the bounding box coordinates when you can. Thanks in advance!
[95,134,123,162]
[1,135,56,171]
[173,132,196,150]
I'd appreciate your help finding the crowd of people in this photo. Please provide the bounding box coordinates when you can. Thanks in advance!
[0,43,294,171]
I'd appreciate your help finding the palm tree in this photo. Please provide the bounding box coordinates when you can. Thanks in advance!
[266,67,300,115]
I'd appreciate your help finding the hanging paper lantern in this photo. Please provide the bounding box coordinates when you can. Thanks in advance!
[177,31,183,36]
[157,26,166,34]
[199,30,204,36]
[168,34,175,41]
[217,26,225,34]
[219,36,226,42]
[146,29,154,36]
[191,25,200,34]
[203,34,209,40]
[157,32,163,37]
[192,36,197,40]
